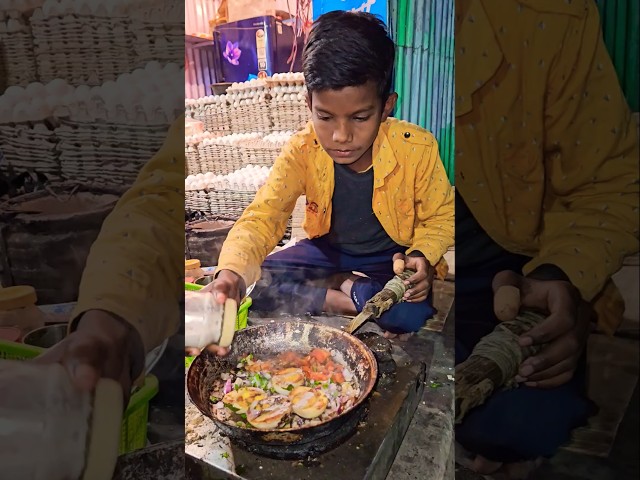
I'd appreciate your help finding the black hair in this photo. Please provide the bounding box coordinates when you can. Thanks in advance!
[302,11,395,100]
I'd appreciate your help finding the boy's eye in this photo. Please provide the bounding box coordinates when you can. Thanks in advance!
[353,116,371,122]
[316,113,332,121]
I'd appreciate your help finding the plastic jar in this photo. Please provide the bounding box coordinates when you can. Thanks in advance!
[184,290,238,349]
[185,259,205,283]
[0,361,122,480]
[0,286,46,336]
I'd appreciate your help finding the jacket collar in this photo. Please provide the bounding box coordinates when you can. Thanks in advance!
[372,122,398,187]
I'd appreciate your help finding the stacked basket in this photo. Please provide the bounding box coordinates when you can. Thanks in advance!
[30,9,135,85]
[269,73,309,131]
[0,11,38,87]
[196,133,262,175]
[0,122,61,178]
[56,120,168,188]
[240,131,294,167]
[227,80,273,134]
[187,95,231,135]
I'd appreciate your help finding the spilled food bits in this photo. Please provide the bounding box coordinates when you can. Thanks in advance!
[447,374,454,381]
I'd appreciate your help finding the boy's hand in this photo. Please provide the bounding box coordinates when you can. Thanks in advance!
[190,269,244,357]
[392,253,434,302]
[33,310,144,406]
[203,269,246,305]
[492,271,592,388]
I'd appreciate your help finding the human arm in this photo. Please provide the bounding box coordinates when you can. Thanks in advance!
[213,137,307,297]
[36,116,185,395]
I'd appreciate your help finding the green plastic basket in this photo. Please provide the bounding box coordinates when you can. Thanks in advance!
[0,339,158,455]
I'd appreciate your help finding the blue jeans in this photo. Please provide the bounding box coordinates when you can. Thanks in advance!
[455,251,596,462]
[250,237,436,334]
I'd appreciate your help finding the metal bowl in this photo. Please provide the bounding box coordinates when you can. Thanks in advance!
[22,323,68,348]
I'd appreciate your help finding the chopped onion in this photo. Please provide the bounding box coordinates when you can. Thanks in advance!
[223,379,233,394]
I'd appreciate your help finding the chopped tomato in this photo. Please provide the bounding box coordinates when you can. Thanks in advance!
[307,371,330,381]
[309,348,331,364]
[331,372,345,383]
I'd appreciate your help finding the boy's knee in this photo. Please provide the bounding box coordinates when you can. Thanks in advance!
[376,295,435,334]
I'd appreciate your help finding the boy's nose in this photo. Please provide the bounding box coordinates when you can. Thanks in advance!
[332,124,352,144]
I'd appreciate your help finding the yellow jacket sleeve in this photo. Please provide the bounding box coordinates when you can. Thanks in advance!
[70,117,185,354]
[216,138,306,288]
[522,3,640,301]
[407,138,455,267]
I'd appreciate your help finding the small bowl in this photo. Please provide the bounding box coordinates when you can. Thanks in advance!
[22,324,68,349]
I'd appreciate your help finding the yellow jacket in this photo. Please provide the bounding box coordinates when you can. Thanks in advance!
[217,118,455,288]
[456,0,639,332]
[70,118,185,354]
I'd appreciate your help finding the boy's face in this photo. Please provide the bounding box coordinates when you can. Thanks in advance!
[307,81,397,169]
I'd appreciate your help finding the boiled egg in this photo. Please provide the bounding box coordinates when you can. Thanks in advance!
[271,368,305,395]
[246,395,292,430]
[289,386,329,419]
[222,387,266,415]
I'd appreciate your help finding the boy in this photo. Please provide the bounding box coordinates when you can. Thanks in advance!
[209,11,454,336]
[455,0,638,477]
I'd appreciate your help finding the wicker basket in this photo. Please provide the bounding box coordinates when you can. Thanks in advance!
[30,14,135,85]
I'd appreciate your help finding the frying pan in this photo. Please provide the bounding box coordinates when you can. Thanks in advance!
[187,320,378,452]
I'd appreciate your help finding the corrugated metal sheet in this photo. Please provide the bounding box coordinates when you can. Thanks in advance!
[595,0,639,111]
[389,0,455,183]
[186,37,218,99]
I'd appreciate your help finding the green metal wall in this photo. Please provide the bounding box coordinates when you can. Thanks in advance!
[389,0,455,184]
[595,0,639,111]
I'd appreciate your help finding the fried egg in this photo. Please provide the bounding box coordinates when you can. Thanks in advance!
[271,367,306,395]
[222,387,266,414]
[289,386,329,419]
[246,395,292,430]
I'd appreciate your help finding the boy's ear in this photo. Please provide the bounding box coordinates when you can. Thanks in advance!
[382,93,398,121]
[306,92,312,112]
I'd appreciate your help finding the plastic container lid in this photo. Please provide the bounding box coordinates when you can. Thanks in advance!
[0,286,37,310]
[185,259,201,270]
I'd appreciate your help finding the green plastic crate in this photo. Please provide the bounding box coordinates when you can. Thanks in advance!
[0,339,159,455]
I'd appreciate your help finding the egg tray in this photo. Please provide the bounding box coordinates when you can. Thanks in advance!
[186,147,201,176]
[30,14,133,46]
[185,190,209,212]
[239,144,283,167]
[0,30,38,86]
[229,103,273,134]
[30,15,136,85]
[197,144,244,176]
[194,110,232,134]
